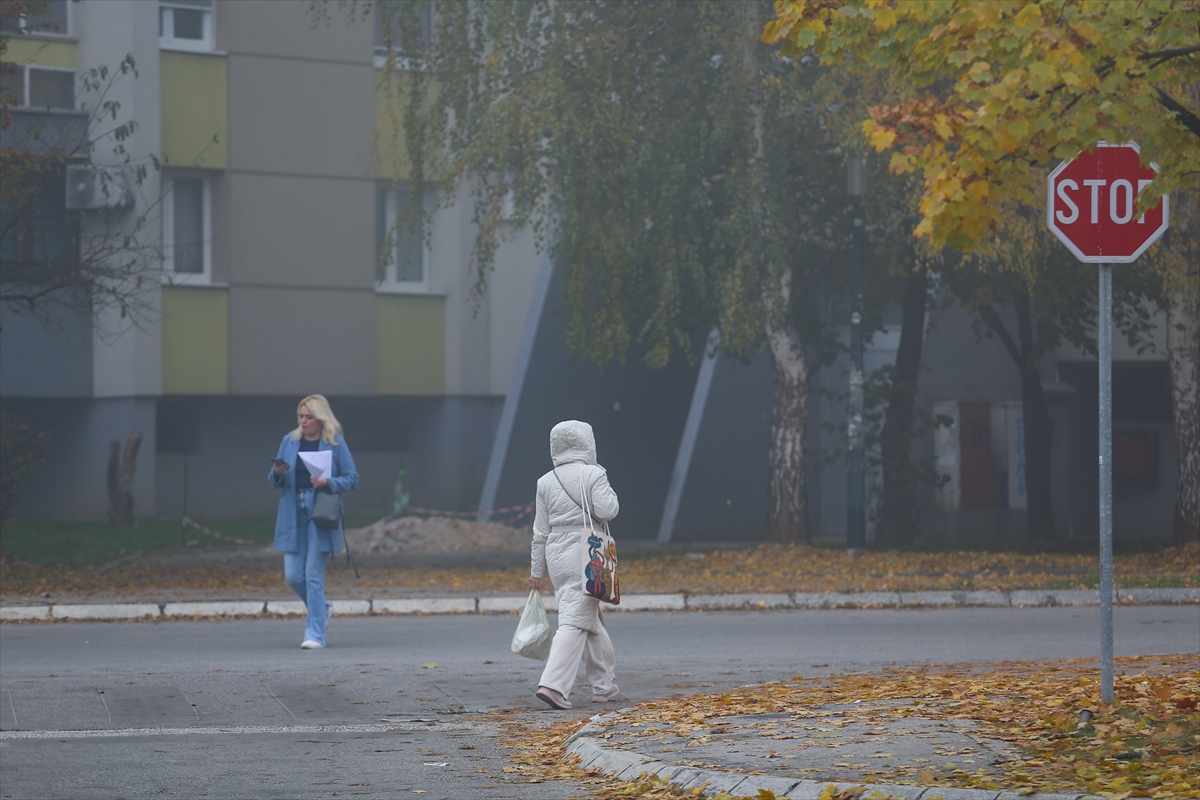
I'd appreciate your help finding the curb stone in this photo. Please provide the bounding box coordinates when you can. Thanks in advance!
[1,587,1196,622]
[479,596,527,613]
[688,593,793,610]
[51,603,160,620]
[265,600,307,616]
[793,592,903,608]
[620,594,687,611]
[373,597,474,614]
[163,601,266,617]
[567,735,1118,800]
[0,605,50,621]
[330,599,370,615]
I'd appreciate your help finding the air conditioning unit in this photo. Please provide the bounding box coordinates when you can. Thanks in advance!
[65,165,133,210]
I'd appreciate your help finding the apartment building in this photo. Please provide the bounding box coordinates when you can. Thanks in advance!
[1,0,542,520]
[1,1,1180,545]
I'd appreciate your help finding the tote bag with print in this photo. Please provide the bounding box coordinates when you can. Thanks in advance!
[553,467,620,605]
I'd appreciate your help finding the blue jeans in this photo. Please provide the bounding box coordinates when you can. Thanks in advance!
[283,489,329,645]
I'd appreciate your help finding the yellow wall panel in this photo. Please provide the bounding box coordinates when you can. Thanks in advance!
[1,39,76,68]
[374,71,442,180]
[375,71,412,180]
[163,286,228,394]
[376,294,444,394]
[161,51,227,169]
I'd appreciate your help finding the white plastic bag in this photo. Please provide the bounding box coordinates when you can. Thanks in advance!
[511,590,552,661]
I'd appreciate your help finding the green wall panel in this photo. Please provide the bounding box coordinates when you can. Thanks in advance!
[1,39,76,68]
[376,294,444,395]
[163,286,228,394]
[161,50,227,169]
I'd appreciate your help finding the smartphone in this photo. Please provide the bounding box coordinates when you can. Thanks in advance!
[269,457,287,465]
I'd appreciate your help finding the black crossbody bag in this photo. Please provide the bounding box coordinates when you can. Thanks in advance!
[312,488,358,578]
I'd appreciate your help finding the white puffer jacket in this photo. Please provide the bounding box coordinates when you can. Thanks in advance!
[530,420,620,633]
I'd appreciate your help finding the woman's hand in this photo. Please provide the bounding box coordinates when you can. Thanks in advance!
[273,462,290,477]
[528,575,542,591]
[312,476,329,490]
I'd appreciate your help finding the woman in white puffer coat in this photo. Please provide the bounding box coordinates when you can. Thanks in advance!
[529,420,621,710]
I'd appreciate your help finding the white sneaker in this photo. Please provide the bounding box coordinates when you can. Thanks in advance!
[300,639,324,650]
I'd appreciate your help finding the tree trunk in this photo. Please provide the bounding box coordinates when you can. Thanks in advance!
[107,431,142,525]
[767,323,809,544]
[979,295,1054,542]
[1015,295,1055,541]
[1167,291,1200,543]
[878,259,928,549]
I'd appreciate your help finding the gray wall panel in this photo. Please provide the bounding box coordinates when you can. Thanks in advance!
[225,55,374,178]
[153,395,500,519]
[6,397,156,519]
[225,173,375,289]
[672,351,774,542]
[210,171,232,284]
[918,300,1024,403]
[218,0,372,64]
[155,395,290,518]
[492,264,701,540]
[0,308,93,397]
[407,396,503,513]
[227,286,376,395]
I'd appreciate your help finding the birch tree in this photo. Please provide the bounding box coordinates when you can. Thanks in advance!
[319,0,881,543]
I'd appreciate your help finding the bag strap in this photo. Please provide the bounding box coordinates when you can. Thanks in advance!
[552,467,603,525]
[329,535,359,578]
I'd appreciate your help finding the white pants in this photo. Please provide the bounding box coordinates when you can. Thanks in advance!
[538,620,616,700]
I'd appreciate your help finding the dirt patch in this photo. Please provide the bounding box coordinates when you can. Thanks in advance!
[348,516,533,554]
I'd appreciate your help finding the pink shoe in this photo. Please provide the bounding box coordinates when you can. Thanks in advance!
[591,684,620,703]
[535,686,572,710]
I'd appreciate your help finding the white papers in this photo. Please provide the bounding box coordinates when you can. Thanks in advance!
[298,450,332,480]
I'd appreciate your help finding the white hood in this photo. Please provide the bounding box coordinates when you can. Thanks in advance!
[550,420,597,467]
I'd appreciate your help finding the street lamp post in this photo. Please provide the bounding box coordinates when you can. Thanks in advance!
[847,159,866,554]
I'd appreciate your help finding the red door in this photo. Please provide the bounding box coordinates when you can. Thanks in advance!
[959,402,995,509]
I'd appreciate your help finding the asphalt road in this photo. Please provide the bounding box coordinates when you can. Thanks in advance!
[2,605,1197,800]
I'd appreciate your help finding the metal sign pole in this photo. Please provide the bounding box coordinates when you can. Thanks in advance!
[1047,143,1168,708]
[1098,262,1114,704]
[846,160,866,553]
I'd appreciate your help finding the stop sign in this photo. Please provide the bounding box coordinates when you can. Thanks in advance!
[1046,142,1169,263]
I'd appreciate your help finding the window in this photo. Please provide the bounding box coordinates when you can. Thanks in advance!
[0,0,69,36]
[0,168,80,279]
[376,182,427,290]
[0,66,74,110]
[162,174,211,283]
[374,0,431,66]
[159,0,214,52]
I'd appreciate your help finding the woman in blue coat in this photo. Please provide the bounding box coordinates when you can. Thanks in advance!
[269,394,359,649]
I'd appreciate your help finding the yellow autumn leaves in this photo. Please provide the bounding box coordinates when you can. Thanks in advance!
[508,654,1199,799]
[2,541,1197,603]
[764,0,1199,254]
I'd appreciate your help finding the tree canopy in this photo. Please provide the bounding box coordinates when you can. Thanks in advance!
[764,0,1200,252]
[334,0,880,370]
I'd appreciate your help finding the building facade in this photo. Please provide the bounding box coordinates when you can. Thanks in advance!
[1,0,541,521]
[1,0,1180,546]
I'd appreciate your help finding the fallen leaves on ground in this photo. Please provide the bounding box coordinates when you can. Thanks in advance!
[617,541,1200,596]
[505,654,1200,800]
[2,541,1197,605]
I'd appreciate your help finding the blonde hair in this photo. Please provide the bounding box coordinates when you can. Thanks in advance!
[290,394,343,445]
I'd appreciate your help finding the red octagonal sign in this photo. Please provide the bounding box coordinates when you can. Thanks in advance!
[1046,142,1169,263]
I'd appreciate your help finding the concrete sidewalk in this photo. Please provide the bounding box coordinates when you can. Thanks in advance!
[566,712,1116,800]
[1,586,1196,621]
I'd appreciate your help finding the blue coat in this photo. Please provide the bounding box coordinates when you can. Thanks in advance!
[269,433,359,554]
